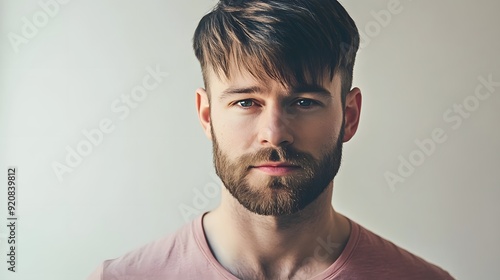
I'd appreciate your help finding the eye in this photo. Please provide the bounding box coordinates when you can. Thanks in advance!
[294,99,319,108]
[236,99,255,108]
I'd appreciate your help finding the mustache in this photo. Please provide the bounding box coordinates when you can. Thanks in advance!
[237,146,316,168]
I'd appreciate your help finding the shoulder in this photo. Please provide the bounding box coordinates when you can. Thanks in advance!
[341,220,454,279]
[99,218,201,280]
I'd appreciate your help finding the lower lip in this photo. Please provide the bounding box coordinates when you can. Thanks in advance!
[253,166,300,176]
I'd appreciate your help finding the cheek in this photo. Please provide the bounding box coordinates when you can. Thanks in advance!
[300,119,337,142]
[294,112,343,151]
[211,110,257,151]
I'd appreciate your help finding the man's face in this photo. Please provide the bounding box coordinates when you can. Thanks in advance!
[199,68,349,216]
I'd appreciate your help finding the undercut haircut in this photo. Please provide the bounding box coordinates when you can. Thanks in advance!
[193,0,360,104]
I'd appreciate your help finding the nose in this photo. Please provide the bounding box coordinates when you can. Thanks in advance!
[257,103,294,147]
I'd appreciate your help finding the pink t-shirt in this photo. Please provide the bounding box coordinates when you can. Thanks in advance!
[88,213,454,280]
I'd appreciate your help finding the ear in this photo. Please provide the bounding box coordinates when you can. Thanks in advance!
[342,87,362,142]
[196,87,212,140]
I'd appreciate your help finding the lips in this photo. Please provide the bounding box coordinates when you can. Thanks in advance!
[253,161,298,167]
[251,162,300,176]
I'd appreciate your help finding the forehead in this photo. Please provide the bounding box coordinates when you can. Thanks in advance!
[206,65,341,97]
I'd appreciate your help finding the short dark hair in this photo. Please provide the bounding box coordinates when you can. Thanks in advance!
[193,0,360,104]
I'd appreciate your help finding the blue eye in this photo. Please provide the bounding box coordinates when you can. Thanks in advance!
[237,99,254,108]
[295,99,317,107]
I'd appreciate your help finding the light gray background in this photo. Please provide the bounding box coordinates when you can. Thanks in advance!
[1,0,499,279]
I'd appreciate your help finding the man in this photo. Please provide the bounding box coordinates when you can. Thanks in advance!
[89,0,454,279]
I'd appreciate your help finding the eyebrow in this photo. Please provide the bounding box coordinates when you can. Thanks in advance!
[219,84,332,101]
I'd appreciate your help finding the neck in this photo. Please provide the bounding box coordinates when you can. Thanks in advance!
[203,182,351,279]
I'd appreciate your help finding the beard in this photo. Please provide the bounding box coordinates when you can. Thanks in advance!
[211,125,345,216]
